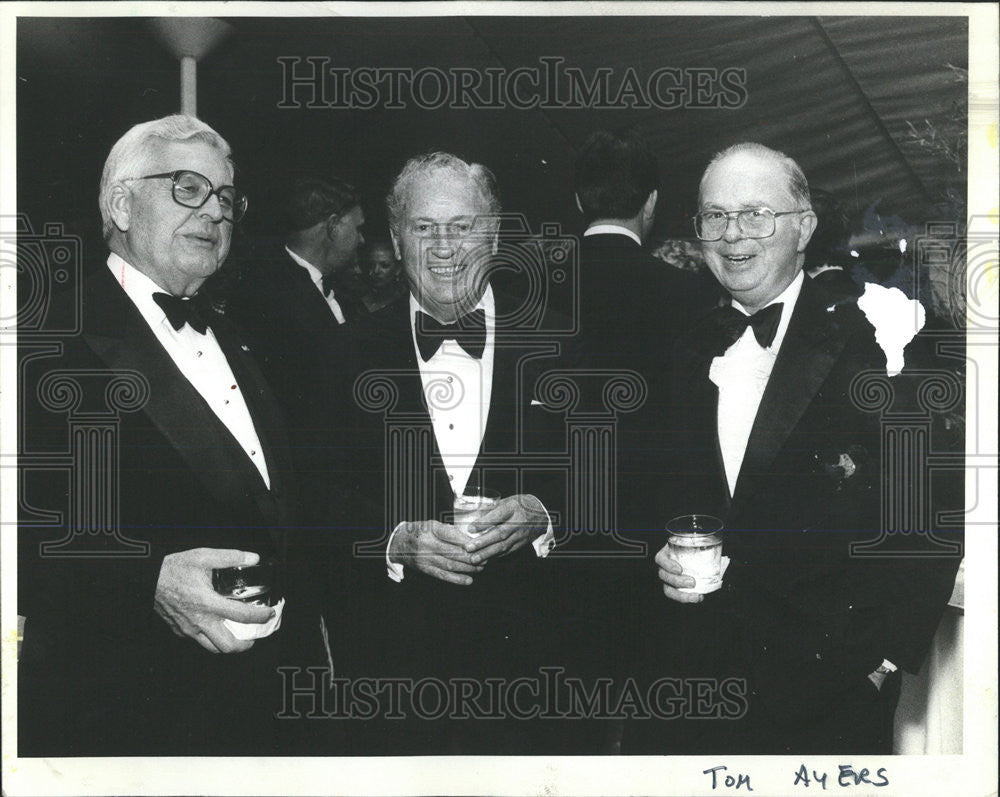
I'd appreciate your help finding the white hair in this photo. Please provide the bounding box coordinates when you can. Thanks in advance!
[386,151,501,235]
[99,114,232,241]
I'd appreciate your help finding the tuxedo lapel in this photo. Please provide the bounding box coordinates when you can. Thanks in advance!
[735,278,847,498]
[82,271,275,516]
[378,300,451,511]
[478,290,520,457]
[672,315,731,511]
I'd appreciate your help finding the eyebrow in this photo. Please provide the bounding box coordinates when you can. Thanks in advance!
[700,202,773,210]
[409,214,476,222]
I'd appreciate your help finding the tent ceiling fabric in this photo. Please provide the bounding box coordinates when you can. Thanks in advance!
[17,15,967,244]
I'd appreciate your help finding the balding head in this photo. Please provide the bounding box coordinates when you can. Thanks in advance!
[697,142,817,313]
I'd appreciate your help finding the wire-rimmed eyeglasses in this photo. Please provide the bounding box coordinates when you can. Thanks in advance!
[694,207,805,241]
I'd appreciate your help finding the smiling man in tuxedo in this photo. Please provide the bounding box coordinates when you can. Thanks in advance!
[350,151,578,754]
[629,142,962,755]
[18,115,315,755]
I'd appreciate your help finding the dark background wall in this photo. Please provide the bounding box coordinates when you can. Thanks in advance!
[17,15,968,279]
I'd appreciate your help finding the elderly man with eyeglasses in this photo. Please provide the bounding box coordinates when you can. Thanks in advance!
[624,142,963,755]
[18,115,321,755]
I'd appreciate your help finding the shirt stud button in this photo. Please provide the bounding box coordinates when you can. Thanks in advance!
[251,450,256,456]
[224,399,230,405]
[449,423,454,430]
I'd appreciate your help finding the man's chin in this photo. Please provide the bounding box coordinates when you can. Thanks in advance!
[178,257,225,283]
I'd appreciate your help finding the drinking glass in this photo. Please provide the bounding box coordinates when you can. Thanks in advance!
[665,515,725,594]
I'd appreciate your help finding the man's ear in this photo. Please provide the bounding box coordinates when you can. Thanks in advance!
[574,193,583,215]
[797,210,818,252]
[389,229,402,260]
[643,189,658,223]
[325,214,342,241]
[108,183,133,232]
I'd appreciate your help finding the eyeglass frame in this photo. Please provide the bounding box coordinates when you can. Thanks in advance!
[693,207,807,242]
[124,170,248,223]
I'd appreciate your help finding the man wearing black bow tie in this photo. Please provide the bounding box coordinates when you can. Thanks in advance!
[18,116,314,755]
[351,152,575,754]
[628,143,962,754]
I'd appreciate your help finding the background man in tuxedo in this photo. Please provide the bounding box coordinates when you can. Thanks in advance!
[230,177,367,530]
[353,151,576,753]
[633,142,962,754]
[804,187,862,300]
[572,128,713,550]
[18,115,313,755]
[573,129,711,373]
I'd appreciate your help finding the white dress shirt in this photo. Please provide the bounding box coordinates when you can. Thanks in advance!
[107,253,270,487]
[584,223,642,246]
[386,284,554,581]
[710,270,804,496]
[285,245,347,324]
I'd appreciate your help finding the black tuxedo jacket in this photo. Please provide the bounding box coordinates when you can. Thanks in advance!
[629,276,963,753]
[577,232,715,374]
[228,243,369,530]
[578,233,716,530]
[347,288,582,753]
[229,244,355,440]
[18,265,311,755]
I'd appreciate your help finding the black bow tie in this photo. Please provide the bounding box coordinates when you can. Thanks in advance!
[415,309,486,360]
[709,302,783,352]
[152,292,212,335]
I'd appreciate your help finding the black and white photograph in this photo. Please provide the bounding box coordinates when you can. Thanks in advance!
[2,3,996,795]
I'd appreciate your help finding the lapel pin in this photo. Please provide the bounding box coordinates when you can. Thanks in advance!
[241,344,250,351]
[837,452,857,479]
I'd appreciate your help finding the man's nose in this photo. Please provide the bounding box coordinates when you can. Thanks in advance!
[198,192,225,222]
[428,226,457,256]
[721,214,744,242]
[429,240,455,259]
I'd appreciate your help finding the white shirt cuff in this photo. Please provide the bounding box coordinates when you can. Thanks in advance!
[879,659,898,672]
[386,522,406,582]
[530,497,555,558]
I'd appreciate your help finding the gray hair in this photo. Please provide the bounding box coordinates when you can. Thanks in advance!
[698,141,811,210]
[386,151,501,235]
[99,114,232,241]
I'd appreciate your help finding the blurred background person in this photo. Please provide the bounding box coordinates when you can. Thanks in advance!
[358,238,406,317]
[804,187,862,299]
